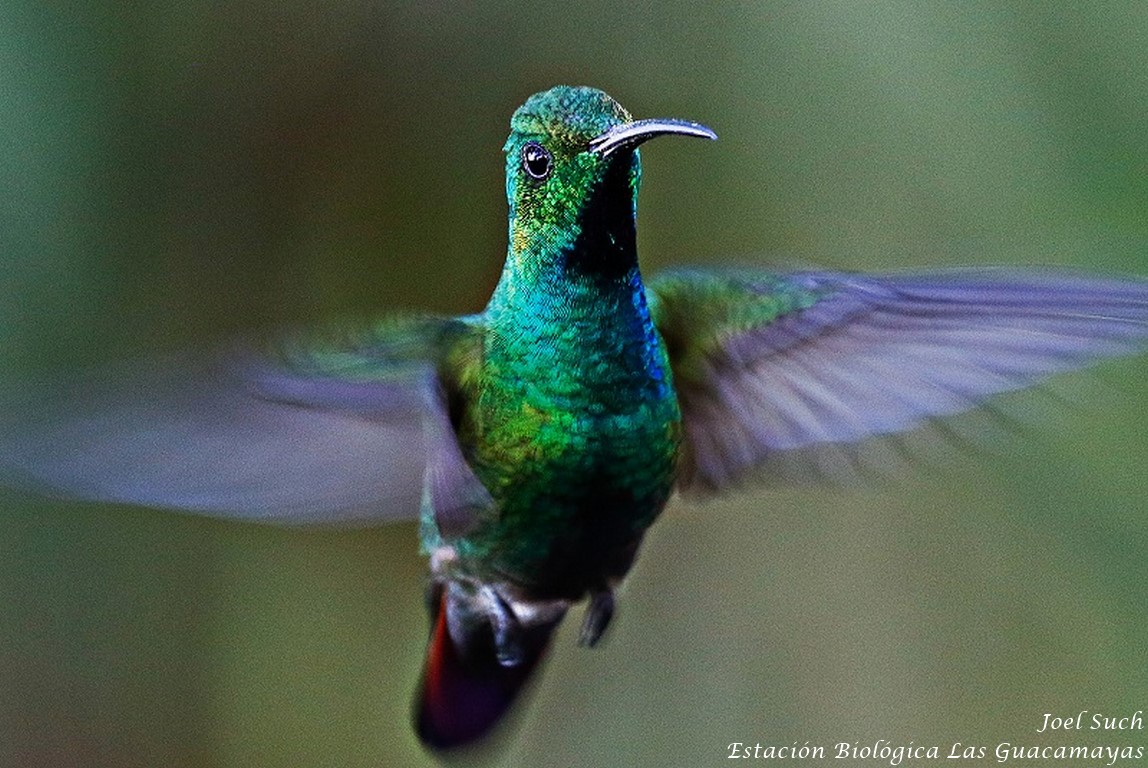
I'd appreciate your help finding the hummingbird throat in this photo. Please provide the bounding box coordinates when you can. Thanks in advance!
[506,148,641,290]
[561,150,640,283]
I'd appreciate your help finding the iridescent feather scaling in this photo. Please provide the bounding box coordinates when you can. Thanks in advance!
[3,86,1148,750]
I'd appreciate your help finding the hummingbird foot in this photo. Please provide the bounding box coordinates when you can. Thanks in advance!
[416,581,566,750]
[578,589,615,648]
[426,545,571,666]
[482,584,528,667]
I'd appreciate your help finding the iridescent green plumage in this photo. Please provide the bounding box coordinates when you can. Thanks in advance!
[5,85,1148,753]
[407,87,717,747]
[433,89,681,597]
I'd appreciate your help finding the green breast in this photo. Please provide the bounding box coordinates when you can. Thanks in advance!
[451,282,682,599]
[463,379,680,598]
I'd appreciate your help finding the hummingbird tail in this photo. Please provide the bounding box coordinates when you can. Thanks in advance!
[415,588,561,750]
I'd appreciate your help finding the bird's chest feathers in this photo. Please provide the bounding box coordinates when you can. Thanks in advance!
[475,282,680,496]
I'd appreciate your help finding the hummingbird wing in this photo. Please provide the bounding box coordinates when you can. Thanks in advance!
[0,315,484,526]
[648,268,1148,492]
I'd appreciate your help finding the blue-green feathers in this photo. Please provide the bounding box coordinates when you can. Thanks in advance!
[4,86,1148,751]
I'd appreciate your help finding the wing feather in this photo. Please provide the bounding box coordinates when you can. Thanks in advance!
[0,316,482,525]
[649,268,1148,492]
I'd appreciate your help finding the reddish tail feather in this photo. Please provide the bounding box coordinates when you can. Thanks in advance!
[415,592,556,750]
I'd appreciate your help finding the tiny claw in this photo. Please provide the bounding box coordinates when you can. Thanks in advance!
[578,590,615,648]
[416,584,565,751]
[484,585,526,667]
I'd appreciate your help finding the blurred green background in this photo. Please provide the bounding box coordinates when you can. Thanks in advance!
[2,2,1147,766]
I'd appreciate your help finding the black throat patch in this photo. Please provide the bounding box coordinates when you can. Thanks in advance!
[563,155,638,283]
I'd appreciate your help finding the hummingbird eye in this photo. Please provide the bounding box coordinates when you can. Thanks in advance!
[521,142,553,180]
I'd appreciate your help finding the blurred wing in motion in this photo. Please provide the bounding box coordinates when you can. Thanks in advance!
[0,315,480,525]
[649,268,1148,492]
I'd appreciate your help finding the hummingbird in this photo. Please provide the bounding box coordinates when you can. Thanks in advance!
[4,85,1148,750]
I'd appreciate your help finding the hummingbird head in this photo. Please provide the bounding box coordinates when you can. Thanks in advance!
[502,86,715,283]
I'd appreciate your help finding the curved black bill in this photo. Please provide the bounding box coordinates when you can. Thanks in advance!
[589,118,717,157]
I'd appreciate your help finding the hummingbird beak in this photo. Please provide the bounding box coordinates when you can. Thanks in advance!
[589,118,717,158]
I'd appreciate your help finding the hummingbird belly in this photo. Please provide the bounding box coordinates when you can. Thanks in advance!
[458,399,681,601]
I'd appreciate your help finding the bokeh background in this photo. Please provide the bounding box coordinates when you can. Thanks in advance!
[2,2,1147,766]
